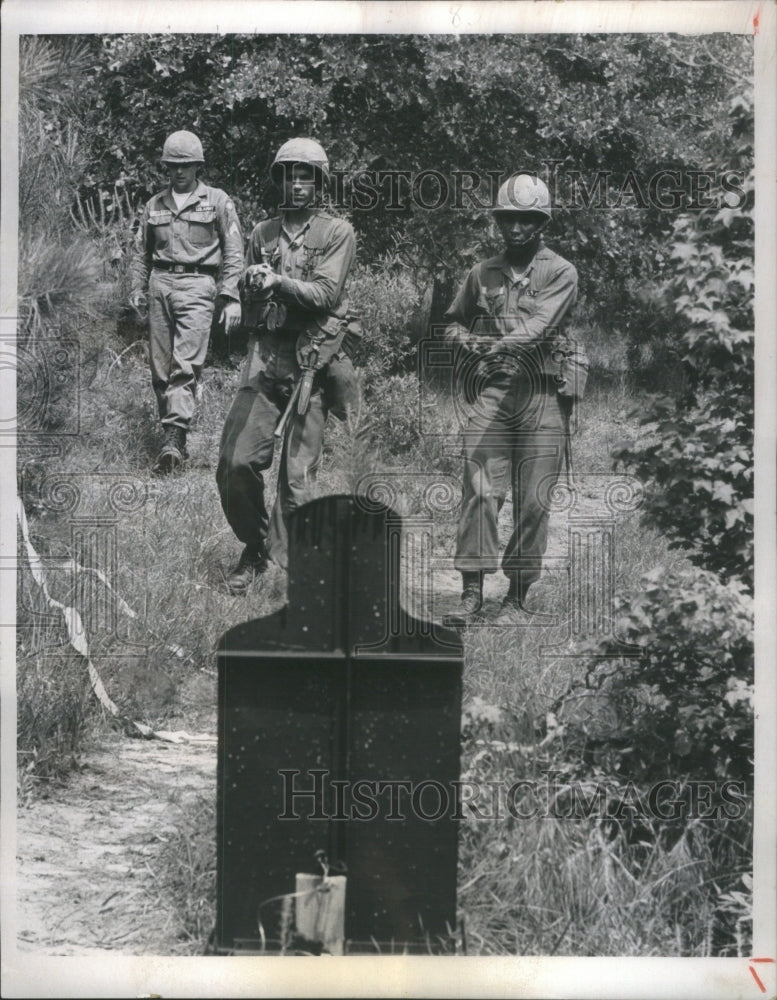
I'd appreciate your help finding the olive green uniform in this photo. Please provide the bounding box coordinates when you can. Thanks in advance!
[131,182,243,430]
[444,244,578,592]
[217,210,356,568]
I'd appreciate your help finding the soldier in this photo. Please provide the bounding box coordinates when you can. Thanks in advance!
[130,130,243,474]
[216,138,357,595]
[442,173,585,626]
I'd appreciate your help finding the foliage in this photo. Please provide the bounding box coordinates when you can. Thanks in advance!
[535,90,757,953]
[613,91,754,588]
[65,32,753,330]
[559,566,753,785]
[458,690,752,955]
[348,261,421,377]
[16,550,92,786]
[363,373,422,457]
[18,36,104,345]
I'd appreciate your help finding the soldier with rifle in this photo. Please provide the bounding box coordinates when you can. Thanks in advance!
[216,138,358,595]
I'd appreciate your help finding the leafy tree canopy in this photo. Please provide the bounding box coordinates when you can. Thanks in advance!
[40,31,752,326]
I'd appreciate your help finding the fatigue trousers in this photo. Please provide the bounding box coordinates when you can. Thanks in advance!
[454,372,567,593]
[148,269,216,430]
[216,332,327,569]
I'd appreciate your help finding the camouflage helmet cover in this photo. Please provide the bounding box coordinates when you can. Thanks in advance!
[161,130,205,164]
[271,137,330,185]
[494,174,552,219]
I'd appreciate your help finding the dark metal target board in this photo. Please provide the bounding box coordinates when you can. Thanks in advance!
[216,494,463,954]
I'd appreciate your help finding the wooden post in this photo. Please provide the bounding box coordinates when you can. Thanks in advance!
[295,874,346,955]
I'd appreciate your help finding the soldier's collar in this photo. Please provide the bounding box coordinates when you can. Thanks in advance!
[280,212,314,243]
[162,180,208,212]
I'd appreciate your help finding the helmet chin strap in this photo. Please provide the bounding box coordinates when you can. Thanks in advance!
[510,231,541,247]
[504,218,549,258]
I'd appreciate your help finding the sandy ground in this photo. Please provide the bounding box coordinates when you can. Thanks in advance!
[16,734,217,956]
[14,486,613,958]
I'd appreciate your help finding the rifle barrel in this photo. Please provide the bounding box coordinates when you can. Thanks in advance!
[274,379,303,440]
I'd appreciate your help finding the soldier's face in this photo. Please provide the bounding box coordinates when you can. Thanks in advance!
[496,211,547,250]
[165,161,199,193]
[284,164,317,209]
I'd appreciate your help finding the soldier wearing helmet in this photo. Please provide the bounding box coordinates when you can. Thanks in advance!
[130,130,243,473]
[216,138,358,595]
[443,172,587,626]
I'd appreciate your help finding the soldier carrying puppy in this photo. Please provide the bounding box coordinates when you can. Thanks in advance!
[216,138,359,595]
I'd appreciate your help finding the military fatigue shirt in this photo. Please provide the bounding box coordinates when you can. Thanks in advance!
[242,210,356,332]
[131,181,244,301]
[444,244,578,348]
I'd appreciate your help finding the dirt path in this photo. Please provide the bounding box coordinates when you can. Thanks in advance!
[14,488,618,958]
[16,733,217,955]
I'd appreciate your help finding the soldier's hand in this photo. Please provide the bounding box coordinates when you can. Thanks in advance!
[220,300,242,335]
[466,335,493,356]
[129,290,147,320]
[245,264,269,290]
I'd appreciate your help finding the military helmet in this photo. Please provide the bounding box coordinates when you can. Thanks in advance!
[161,130,204,164]
[494,174,552,219]
[271,137,330,186]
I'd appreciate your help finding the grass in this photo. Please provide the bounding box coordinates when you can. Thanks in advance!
[154,794,217,953]
[16,267,751,956]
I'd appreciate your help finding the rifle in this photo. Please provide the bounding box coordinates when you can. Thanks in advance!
[274,379,303,440]
[273,340,320,440]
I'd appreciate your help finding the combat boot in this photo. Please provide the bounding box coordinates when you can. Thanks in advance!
[490,575,553,626]
[152,425,186,475]
[490,595,531,626]
[443,572,483,627]
[222,544,269,596]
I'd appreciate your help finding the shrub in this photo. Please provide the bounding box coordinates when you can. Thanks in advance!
[558,566,753,786]
[362,372,422,457]
[613,90,754,589]
[349,261,422,384]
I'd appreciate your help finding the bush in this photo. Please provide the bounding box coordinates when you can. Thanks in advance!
[362,372,422,457]
[349,261,422,384]
[558,566,753,786]
[613,90,754,589]
[17,648,91,788]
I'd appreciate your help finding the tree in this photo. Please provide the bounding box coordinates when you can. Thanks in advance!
[613,90,754,589]
[560,86,754,788]
[67,32,751,331]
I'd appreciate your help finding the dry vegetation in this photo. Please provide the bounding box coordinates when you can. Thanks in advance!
[15,34,753,960]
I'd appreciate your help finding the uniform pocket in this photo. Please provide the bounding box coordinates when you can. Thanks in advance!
[484,288,506,315]
[555,340,589,400]
[185,207,217,247]
[148,211,172,250]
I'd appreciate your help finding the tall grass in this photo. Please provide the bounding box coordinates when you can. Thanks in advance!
[15,171,749,955]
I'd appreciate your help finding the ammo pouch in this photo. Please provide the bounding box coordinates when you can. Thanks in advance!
[552,338,589,401]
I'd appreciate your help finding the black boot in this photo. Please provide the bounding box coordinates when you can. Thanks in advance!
[443,572,483,627]
[491,573,551,625]
[177,426,189,459]
[505,572,530,608]
[222,544,269,596]
[152,425,186,474]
